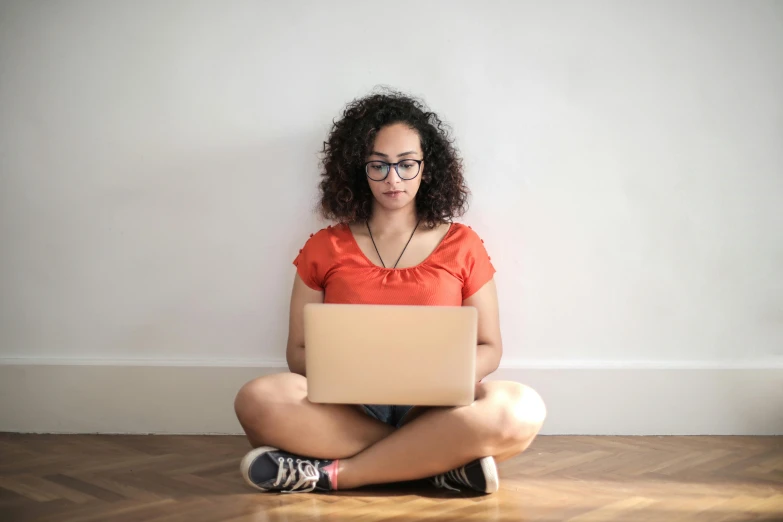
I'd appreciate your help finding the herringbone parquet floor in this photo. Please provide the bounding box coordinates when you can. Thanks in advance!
[0,434,780,521]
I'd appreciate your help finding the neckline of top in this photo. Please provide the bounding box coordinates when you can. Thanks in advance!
[341,222,458,271]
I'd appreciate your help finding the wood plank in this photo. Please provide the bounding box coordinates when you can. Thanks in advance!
[0,434,780,521]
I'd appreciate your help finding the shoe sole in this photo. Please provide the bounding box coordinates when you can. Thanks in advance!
[480,456,500,494]
[240,445,279,492]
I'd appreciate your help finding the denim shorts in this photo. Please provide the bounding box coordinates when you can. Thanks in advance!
[361,404,415,428]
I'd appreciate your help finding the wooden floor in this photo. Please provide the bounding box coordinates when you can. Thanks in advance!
[0,434,780,522]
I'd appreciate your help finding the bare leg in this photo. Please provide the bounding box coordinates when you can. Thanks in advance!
[234,373,394,459]
[337,381,546,489]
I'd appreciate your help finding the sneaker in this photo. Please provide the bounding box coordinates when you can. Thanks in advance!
[240,446,337,493]
[431,456,499,494]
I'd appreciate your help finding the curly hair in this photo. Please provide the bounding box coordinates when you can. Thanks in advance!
[318,88,469,229]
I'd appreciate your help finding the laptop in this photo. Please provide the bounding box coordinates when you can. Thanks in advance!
[304,303,477,406]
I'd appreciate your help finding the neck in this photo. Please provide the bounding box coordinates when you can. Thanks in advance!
[367,202,418,235]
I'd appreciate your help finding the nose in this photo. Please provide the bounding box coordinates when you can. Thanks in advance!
[385,163,403,184]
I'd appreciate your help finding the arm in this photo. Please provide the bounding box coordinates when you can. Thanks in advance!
[285,274,325,376]
[463,278,503,381]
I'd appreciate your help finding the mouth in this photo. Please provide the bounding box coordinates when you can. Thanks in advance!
[384,190,404,195]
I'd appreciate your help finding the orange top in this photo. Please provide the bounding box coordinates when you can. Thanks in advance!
[293,223,495,306]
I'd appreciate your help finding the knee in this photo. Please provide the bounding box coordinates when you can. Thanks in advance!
[234,372,305,426]
[486,382,547,451]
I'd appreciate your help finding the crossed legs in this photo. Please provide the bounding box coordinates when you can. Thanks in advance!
[234,372,546,489]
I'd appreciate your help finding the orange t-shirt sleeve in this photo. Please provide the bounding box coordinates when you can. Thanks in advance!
[293,230,328,291]
[462,228,496,300]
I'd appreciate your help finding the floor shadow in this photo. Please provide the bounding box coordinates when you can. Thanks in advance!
[328,480,489,499]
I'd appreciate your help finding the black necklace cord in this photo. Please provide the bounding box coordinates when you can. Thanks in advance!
[366,219,420,269]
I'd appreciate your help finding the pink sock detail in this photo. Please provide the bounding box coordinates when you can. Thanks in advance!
[323,460,339,490]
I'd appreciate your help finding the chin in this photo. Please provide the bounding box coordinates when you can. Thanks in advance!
[378,198,412,211]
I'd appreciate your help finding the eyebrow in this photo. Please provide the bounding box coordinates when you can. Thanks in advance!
[369,150,419,158]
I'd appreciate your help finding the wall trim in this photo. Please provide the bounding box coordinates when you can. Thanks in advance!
[2,357,781,370]
[1,363,780,436]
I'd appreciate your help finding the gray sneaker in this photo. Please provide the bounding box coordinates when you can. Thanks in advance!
[431,456,499,494]
[240,446,336,493]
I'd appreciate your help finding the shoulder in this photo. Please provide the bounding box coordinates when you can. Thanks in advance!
[298,223,350,255]
[446,223,496,297]
[446,222,488,249]
[442,222,494,272]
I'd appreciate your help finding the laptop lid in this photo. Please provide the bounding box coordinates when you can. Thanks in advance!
[304,303,477,406]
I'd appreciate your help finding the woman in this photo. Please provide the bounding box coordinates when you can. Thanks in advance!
[234,90,546,494]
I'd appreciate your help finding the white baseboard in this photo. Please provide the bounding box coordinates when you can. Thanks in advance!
[1,360,781,435]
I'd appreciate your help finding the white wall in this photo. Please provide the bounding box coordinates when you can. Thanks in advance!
[1,1,781,434]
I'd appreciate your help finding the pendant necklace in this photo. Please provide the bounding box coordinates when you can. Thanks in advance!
[366,219,420,269]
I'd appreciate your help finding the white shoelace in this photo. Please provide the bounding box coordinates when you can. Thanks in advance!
[273,457,321,493]
[432,466,472,492]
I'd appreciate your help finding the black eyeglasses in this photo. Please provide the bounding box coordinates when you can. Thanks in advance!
[365,159,423,181]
